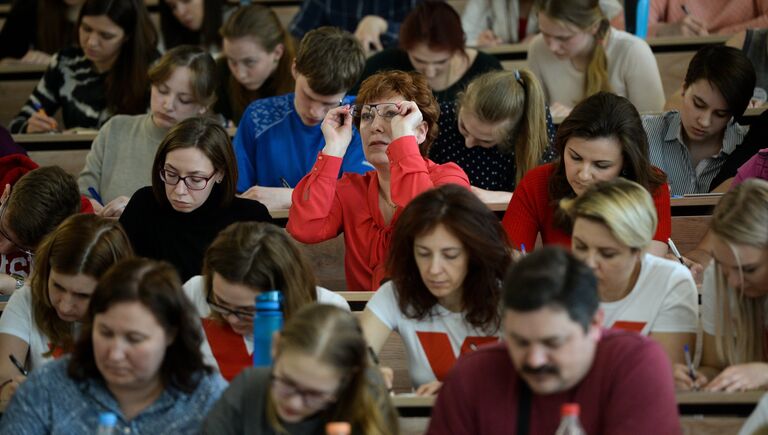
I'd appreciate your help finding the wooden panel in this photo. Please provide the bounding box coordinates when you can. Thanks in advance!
[28,149,89,177]
[380,332,413,394]
[671,215,711,254]
[0,80,36,129]
[295,234,347,291]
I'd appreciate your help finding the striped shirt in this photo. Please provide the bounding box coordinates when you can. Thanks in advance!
[643,111,748,195]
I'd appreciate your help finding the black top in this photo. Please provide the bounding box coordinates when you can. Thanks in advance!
[0,0,75,60]
[710,111,768,191]
[429,102,558,191]
[119,186,271,282]
[350,48,503,102]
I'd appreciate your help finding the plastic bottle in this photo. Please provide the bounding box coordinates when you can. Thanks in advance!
[554,403,586,435]
[95,412,117,435]
[253,291,283,366]
[326,422,352,435]
[635,0,650,39]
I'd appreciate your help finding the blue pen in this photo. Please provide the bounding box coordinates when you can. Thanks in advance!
[87,187,104,206]
[279,177,291,189]
[520,243,527,255]
[684,344,697,387]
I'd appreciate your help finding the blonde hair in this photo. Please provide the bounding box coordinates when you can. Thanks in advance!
[457,69,549,183]
[560,178,657,250]
[709,179,768,365]
[536,0,611,98]
[266,304,398,435]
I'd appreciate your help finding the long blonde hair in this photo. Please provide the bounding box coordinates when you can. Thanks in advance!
[535,0,612,98]
[266,304,398,435]
[457,69,549,183]
[710,179,768,364]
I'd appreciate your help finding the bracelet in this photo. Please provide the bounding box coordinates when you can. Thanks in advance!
[9,274,24,290]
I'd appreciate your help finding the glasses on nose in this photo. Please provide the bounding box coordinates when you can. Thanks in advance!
[351,103,400,123]
[0,199,34,258]
[159,168,216,191]
[270,372,337,408]
[206,293,255,322]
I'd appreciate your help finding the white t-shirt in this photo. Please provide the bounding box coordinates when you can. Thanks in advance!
[527,28,665,112]
[182,275,350,370]
[0,286,54,370]
[601,253,698,335]
[367,281,501,388]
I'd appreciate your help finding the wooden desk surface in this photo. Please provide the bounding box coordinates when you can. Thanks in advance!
[677,391,764,405]
[671,194,723,208]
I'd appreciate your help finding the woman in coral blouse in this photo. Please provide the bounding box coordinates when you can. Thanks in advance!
[502,92,672,257]
[287,70,470,291]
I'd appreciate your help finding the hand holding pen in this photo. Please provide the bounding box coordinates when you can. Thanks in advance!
[26,102,59,133]
[678,5,708,36]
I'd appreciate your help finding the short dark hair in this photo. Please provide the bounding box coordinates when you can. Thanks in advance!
[503,247,598,332]
[684,45,757,117]
[294,27,365,95]
[7,166,81,250]
[388,184,510,333]
[399,1,465,54]
[69,258,211,393]
[151,116,237,207]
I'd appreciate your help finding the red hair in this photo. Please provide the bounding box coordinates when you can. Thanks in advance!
[399,1,465,54]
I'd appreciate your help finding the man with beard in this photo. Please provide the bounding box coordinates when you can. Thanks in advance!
[427,246,681,435]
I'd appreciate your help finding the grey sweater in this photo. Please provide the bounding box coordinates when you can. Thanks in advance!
[78,113,167,204]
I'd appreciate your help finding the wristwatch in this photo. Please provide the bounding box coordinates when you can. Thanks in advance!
[10,274,24,290]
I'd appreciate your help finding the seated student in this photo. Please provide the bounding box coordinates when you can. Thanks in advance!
[528,0,665,117]
[233,27,369,210]
[709,107,768,192]
[461,0,624,47]
[561,178,698,364]
[9,0,158,134]
[215,4,295,126]
[0,0,84,64]
[361,184,511,395]
[0,214,132,409]
[183,221,349,381]
[119,117,271,282]
[287,70,470,292]
[644,45,755,196]
[203,303,398,435]
[0,258,227,433]
[0,166,90,294]
[159,0,230,52]
[426,247,681,435]
[648,0,768,37]
[289,0,421,56]
[674,179,768,392]
[430,69,556,204]
[729,29,768,107]
[503,92,672,257]
[78,45,216,218]
[354,1,502,105]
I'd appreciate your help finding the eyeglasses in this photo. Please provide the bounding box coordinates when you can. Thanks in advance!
[206,292,255,321]
[0,199,34,258]
[270,372,338,408]
[351,103,400,123]
[159,168,216,191]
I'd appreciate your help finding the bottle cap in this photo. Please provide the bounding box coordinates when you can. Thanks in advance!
[255,291,283,311]
[561,403,580,417]
[326,422,351,434]
[99,412,117,426]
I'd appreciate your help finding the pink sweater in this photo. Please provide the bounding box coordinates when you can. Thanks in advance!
[649,0,768,35]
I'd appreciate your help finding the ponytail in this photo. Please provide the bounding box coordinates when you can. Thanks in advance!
[515,69,549,183]
[584,18,612,97]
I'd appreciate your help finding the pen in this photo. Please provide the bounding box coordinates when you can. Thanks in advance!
[684,344,697,388]
[667,238,686,265]
[87,187,104,206]
[486,15,494,31]
[9,354,28,376]
[681,4,690,15]
[279,177,291,189]
[368,346,380,365]
[520,243,527,255]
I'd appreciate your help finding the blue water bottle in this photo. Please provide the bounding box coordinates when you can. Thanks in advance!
[96,412,117,435]
[253,291,283,366]
[635,0,650,39]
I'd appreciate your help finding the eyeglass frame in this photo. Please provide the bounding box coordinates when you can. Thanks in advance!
[269,371,339,409]
[0,197,34,258]
[159,168,217,191]
[351,103,401,123]
[205,292,256,322]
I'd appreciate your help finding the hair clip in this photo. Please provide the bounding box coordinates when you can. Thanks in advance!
[514,69,523,85]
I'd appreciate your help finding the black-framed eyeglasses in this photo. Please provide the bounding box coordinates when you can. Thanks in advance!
[269,372,338,408]
[351,103,400,123]
[0,199,34,258]
[159,168,216,191]
[206,292,256,321]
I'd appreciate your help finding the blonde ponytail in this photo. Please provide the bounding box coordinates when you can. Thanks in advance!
[584,18,612,97]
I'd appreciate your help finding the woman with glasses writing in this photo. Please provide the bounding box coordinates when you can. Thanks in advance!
[287,70,470,292]
[203,303,398,435]
[119,117,271,282]
[182,221,349,381]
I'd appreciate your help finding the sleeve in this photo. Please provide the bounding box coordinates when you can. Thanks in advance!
[621,39,666,112]
[461,0,488,46]
[233,112,258,193]
[387,136,470,208]
[0,365,53,434]
[0,287,32,343]
[288,0,327,40]
[118,190,152,257]
[718,14,768,35]
[9,54,64,133]
[77,120,110,197]
[339,129,373,175]
[202,372,249,435]
[426,362,477,435]
[502,171,543,251]
[602,340,682,434]
[651,266,699,333]
[648,0,669,28]
[0,0,36,60]
[365,282,400,331]
[316,287,352,311]
[700,265,717,336]
[286,152,345,244]
[651,182,672,242]
[739,393,768,435]
[732,153,764,187]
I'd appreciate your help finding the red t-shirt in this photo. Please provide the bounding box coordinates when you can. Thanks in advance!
[427,330,681,435]
[501,163,671,251]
